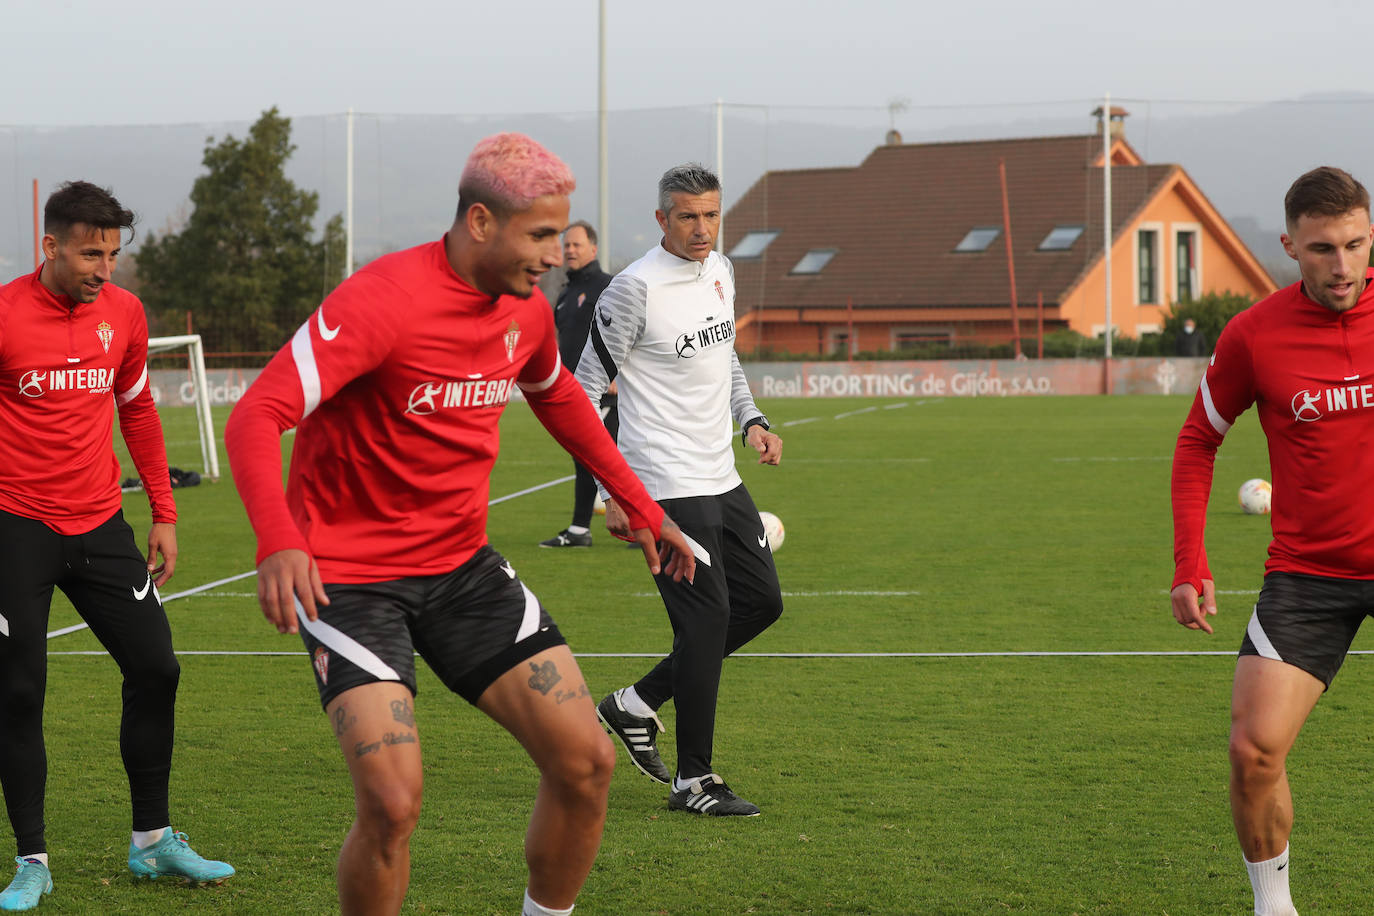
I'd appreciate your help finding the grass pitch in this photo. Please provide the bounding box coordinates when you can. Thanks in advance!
[29,394,1372,913]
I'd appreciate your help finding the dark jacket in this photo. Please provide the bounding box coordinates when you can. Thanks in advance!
[554,260,614,371]
[1175,326,1209,357]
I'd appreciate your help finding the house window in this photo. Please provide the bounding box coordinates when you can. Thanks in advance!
[1176,229,1198,301]
[954,227,1000,252]
[1137,229,1159,304]
[829,330,854,356]
[791,249,837,275]
[729,230,780,260]
[1038,225,1084,251]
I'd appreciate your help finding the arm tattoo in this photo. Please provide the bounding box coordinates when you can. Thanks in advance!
[390,697,415,728]
[353,740,381,757]
[527,660,563,695]
[382,731,417,747]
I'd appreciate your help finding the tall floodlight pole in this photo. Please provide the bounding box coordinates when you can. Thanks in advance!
[716,97,725,252]
[598,0,610,268]
[1102,92,1112,360]
[346,107,355,277]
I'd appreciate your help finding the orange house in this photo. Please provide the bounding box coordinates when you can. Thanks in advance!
[723,113,1277,355]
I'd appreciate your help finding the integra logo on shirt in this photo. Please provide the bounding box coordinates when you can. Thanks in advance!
[675,318,735,359]
[405,376,517,415]
[18,367,116,398]
[1291,383,1374,422]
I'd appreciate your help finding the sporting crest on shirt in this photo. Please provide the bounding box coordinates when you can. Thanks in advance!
[577,293,586,308]
[504,320,521,363]
[96,321,114,353]
[313,647,330,684]
[714,280,725,304]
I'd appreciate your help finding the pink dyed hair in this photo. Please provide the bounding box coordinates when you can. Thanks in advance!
[458,133,576,216]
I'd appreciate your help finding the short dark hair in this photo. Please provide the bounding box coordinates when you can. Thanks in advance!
[563,220,597,245]
[1284,167,1370,228]
[658,164,721,215]
[44,181,136,243]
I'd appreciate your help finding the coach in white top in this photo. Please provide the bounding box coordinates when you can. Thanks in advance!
[577,163,784,817]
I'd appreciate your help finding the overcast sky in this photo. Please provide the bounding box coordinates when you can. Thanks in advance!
[3,0,1370,127]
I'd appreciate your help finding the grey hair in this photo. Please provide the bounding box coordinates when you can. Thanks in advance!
[563,219,598,245]
[657,164,721,215]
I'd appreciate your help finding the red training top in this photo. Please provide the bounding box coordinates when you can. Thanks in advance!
[1172,269,1374,591]
[0,268,175,534]
[226,238,665,584]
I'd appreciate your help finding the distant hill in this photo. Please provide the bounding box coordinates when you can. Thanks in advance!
[3,94,1366,291]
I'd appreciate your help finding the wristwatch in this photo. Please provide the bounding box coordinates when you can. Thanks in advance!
[741,415,770,446]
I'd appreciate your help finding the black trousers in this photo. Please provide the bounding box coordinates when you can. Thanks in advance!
[633,484,783,779]
[570,399,619,529]
[0,509,180,856]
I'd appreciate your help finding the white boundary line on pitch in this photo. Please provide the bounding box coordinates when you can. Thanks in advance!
[46,570,261,638]
[46,478,577,641]
[44,649,1374,659]
[58,399,911,643]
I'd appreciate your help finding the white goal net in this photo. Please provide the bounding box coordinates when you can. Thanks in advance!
[146,334,220,480]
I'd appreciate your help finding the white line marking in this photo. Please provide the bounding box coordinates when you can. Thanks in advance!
[1157,589,1259,596]
[488,475,575,506]
[883,402,913,410]
[782,417,820,427]
[787,457,929,464]
[47,570,261,638]
[53,475,573,640]
[45,648,1374,660]
[834,406,879,420]
[631,590,918,598]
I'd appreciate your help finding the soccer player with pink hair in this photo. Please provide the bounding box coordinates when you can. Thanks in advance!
[227,132,695,916]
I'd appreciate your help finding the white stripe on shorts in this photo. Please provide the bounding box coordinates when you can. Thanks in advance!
[295,598,401,682]
[1246,605,1282,661]
[517,583,541,642]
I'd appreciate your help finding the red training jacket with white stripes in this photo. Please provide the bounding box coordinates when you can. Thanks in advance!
[0,268,175,534]
[226,238,665,584]
[1172,268,1374,593]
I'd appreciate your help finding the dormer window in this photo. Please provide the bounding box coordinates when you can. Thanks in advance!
[729,230,780,259]
[1038,225,1084,251]
[790,249,837,275]
[954,227,1000,252]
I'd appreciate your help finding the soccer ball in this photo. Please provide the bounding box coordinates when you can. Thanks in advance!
[593,495,606,516]
[758,511,785,552]
[1238,478,1272,515]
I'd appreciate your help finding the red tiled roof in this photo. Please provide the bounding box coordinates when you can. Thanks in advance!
[725,134,1178,311]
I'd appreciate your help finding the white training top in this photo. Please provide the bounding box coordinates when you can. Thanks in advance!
[574,243,763,501]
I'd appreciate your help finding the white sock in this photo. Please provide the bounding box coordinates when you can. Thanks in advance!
[522,889,574,916]
[17,853,48,868]
[566,525,589,536]
[1245,844,1296,916]
[619,686,655,718]
[132,827,169,850]
[673,773,712,792]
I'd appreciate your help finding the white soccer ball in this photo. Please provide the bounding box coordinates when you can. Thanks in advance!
[758,510,785,552]
[1238,478,1272,515]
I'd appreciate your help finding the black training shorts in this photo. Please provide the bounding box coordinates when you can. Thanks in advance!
[297,545,565,708]
[1240,571,1374,689]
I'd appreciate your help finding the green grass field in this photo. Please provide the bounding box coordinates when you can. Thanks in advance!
[30,394,1373,913]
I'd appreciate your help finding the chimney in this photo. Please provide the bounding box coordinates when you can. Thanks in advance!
[885,128,903,146]
[1092,105,1128,140]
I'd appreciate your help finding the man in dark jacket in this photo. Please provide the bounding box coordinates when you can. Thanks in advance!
[1175,318,1209,356]
[540,221,618,547]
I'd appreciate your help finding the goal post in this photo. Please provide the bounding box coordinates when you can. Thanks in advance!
[146,334,220,481]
